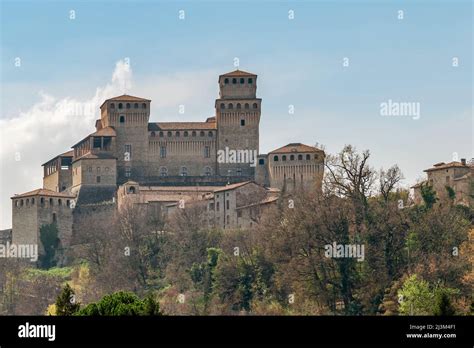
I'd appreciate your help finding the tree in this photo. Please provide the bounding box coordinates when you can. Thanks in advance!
[420,184,438,209]
[39,223,59,269]
[55,283,80,316]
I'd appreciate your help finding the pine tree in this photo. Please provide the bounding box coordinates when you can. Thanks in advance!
[55,284,80,316]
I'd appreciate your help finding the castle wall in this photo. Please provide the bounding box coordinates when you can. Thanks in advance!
[72,158,117,190]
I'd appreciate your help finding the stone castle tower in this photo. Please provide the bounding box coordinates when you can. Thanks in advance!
[215,70,261,178]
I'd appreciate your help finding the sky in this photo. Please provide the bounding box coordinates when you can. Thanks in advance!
[0,0,472,229]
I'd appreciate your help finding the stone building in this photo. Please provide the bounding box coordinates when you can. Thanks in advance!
[411,158,473,206]
[10,69,325,258]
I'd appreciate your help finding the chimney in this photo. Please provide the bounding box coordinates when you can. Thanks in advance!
[461,158,466,166]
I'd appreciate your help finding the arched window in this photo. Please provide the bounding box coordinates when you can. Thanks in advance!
[298,154,303,160]
[58,199,62,205]
[192,131,196,137]
[142,103,147,108]
[167,131,172,137]
[236,103,241,109]
[290,155,295,161]
[134,103,138,108]
[120,115,125,123]
[26,199,29,206]
[184,131,189,137]
[150,131,156,137]
[282,155,287,161]
[224,78,229,84]
[40,197,45,206]
[306,154,310,160]
[253,103,258,109]
[110,103,115,109]
[220,103,225,109]
[159,167,168,177]
[175,131,180,137]
[126,103,131,109]
[129,186,136,194]
[248,78,253,84]
[66,200,70,207]
[49,198,54,205]
[240,78,244,84]
[200,131,205,137]
[204,166,212,176]
[20,199,24,207]
[32,198,35,205]
[228,103,233,109]
[118,103,123,109]
[208,131,213,137]
[52,213,57,223]
[273,155,279,161]
[245,103,249,109]
[159,131,164,137]
[180,166,188,176]
[232,78,237,84]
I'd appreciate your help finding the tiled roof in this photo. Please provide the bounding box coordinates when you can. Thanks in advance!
[213,181,252,193]
[206,117,216,123]
[100,94,151,108]
[236,195,279,210]
[41,150,74,166]
[148,122,217,131]
[269,143,323,154]
[11,188,76,199]
[73,153,117,162]
[90,127,116,137]
[220,69,257,77]
[424,161,469,172]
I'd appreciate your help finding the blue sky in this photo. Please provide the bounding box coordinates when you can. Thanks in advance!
[0,0,472,228]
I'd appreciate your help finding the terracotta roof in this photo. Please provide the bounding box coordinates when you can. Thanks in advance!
[148,122,217,131]
[206,117,216,123]
[269,143,323,154]
[220,69,257,77]
[100,94,151,108]
[90,127,116,137]
[41,150,74,166]
[236,195,279,210]
[424,161,469,172]
[11,188,76,199]
[73,153,117,162]
[213,181,252,193]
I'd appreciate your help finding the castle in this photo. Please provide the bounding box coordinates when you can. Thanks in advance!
[10,70,325,256]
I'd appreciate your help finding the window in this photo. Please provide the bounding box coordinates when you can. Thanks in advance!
[129,186,136,194]
[236,168,242,176]
[118,103,123,109]
[120,115,125,123]
[93,137,101,148]
[66,200,70,207]
[200,131,205,137]
[96,176,101,183]
[125,167,131,177]
[150,131,156,137]
[180,166,188,176]
[110,103,115,109]
[192,131,196,137]
[273,155,279,161]
[253,103,258,109]
[88,166,92,172]
[160,167,168,177]
[20,199,23,207]
[134,103,138,109]
[220,103,225,109]
[245,103,249,109]
[240,78,245,84]
[125,144,132,160]
[298,154,303,160]
[224,78,229,84]
[142,103,147,108]
[176,131,180,137]
[32,198,35,205]
[216,202,220,211]
[52,213,57,223]
[240,119,245,126]
[204,166,212,176]
[259,159,265,165]
[282,155,287,161]
[58,199,62,206]
[159,131,164,137]
[232,78,237,84]
[126,103,131,109]
[237,103,241,109]
[226,200,230,209]
[160,146,166,158]
[228,103,233,109]
[167,131,172,137]
[49,198,53,205]
[41,197,44,205]
[204,146,210,158]
[306,154,310,160]
[184,131,189,137]
[290,155,295,161]
[209,202,215,210]
[208,131,213,137]
[248,78,253,84]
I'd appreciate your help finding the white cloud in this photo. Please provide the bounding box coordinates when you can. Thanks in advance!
[0,60,133,229]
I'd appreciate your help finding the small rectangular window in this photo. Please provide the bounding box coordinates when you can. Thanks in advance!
[216,202,220,212]
[240,119,245,126]
[160,146,167,158]
[209,203,215,211]
[96,176,101,183]
[125,167,131,177]
[226,200,229,210]
[125,144,132,160]
[204,146,210,158]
